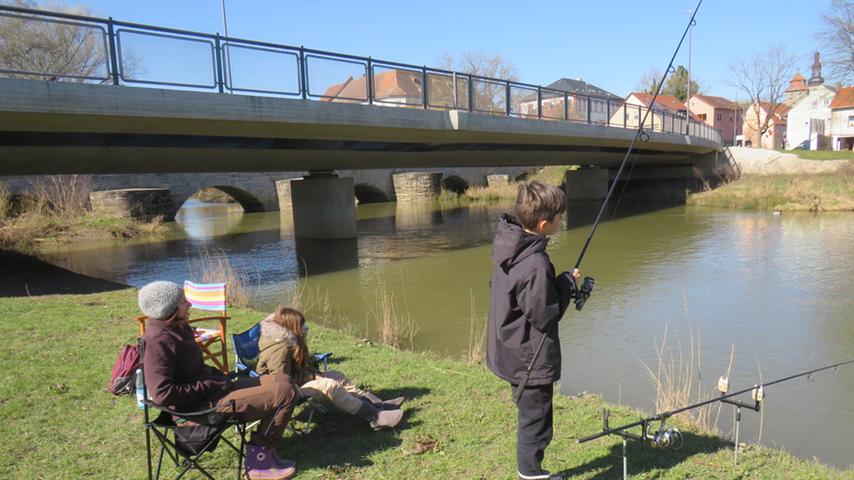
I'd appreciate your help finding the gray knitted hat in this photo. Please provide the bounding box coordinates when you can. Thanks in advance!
[138,281,186,320]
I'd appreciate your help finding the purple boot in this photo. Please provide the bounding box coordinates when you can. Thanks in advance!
[244,444,296,480]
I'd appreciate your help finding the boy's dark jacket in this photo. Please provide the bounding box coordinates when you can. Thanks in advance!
[487,214,576,386]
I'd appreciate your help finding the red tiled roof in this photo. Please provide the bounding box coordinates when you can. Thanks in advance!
[689,94,738,110]
[755,102,791,124]
[830,86,854,109]
[320,69,423,103]
[628,92,702,121]
[791,72,805,81]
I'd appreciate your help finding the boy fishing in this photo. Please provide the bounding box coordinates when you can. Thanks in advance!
[487,180,582,480]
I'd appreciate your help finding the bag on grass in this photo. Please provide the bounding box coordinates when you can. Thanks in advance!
[108,344,140,395]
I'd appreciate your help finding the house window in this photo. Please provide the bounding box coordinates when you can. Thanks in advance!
[849,115,854,127]
[716,113,722,121]
[698,113,707,121]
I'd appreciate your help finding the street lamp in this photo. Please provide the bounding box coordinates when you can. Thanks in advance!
[220,0,232,93]
[684,10,696,135]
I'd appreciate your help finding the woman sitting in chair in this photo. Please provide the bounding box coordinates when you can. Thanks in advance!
[257,306,404,430]
[138,281,298,480]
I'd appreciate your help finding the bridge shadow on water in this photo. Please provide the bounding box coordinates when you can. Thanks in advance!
[559,431,732,479]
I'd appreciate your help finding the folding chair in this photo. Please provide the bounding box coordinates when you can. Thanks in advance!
[137,281,231,374]
[139,339,248,480]
[231,323,333,432]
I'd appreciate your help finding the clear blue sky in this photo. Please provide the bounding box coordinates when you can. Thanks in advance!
[62,0,832,100]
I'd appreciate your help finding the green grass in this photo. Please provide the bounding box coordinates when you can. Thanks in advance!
[1,289,851,479]
[779,149,854,161]
[689,174,854,211]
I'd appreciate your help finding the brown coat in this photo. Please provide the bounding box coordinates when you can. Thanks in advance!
[141,318,232,412]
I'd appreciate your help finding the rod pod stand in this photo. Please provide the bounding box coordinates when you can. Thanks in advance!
[719,387,763,465]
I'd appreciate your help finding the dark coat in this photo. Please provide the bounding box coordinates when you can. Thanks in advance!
[141,318,232,412]
[486,214,575,386]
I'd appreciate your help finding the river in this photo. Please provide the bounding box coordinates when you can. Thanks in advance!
[41,198,854,469]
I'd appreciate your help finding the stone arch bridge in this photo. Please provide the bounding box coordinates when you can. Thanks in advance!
[3,166,530,217]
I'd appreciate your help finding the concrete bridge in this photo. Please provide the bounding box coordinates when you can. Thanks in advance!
[0,77,724,239]
[0,5,725,240]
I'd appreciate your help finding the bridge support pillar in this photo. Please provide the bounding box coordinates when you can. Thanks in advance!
[564,168,609,200]
[393,172,442,201]
[290,172,356,239]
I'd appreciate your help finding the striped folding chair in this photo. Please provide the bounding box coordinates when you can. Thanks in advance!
[136,281,231,374]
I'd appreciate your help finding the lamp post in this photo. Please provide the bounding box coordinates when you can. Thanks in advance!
[220,0,232,93]
[684,11,696,135]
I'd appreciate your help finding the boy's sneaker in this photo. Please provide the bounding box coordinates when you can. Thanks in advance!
[518,469,562,480]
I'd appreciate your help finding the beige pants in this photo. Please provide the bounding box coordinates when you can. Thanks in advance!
[299,370,368,415]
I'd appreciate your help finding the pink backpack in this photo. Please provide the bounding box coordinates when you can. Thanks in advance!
[108,344,140,395]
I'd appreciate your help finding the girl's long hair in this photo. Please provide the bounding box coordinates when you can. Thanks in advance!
[272,306,309,371]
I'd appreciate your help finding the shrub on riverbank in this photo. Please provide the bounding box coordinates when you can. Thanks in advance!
[688,172,854,211]
[0,287,850,478]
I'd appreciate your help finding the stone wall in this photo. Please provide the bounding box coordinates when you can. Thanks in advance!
[88,188,173,220]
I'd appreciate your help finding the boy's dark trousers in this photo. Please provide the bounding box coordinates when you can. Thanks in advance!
[514,382,554,475]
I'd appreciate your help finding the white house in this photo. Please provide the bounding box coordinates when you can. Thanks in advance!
[785,53,837,150]
[830,86,854,151]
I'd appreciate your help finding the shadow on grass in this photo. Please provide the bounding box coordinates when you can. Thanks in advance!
[559,430,732,479]
[280,387,431,472]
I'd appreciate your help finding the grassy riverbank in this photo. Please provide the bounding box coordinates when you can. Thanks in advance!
[779,150,854,161]
[0,181,165,254]
[1,287,850,478]
[688,172,854,212]
[447,166,575,203]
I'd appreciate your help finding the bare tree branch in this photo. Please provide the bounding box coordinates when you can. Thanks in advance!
[816,0,854,83]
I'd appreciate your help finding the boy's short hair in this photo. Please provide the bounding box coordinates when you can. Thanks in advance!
[515,180,566,230]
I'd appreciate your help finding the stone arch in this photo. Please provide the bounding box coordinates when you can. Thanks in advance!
[354,183,389,204]
[441,175,469,194]
[181,185,265,213]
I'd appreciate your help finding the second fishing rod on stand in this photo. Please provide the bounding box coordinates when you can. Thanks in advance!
[512,0,705,405]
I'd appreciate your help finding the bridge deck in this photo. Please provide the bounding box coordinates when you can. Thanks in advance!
[0,78,720,175]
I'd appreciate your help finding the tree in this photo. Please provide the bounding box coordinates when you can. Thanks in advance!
[0,0,138,82]
[636,65,701,101]
[435,51,519,112]
[729,45,796,147]
[816,0,854,83]
[664,66,702,102]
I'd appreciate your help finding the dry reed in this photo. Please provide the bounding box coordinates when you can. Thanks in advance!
[188,248,258,308]
[369,278,419,349]
[29,175,92,216]
[640,325,717,434]
[466,289,486,365]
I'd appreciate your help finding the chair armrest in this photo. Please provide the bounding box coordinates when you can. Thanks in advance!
[143,399,236,418]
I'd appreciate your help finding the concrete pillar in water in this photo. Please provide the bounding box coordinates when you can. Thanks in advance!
[290,172,356,239]
[564,168,609,200]
[392,172,442,201]
[275,177,303,212]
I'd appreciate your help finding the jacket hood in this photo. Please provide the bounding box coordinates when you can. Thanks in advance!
[492,214,548,272]
[259,315,299,348]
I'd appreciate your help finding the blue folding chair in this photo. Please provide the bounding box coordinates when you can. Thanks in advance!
[231,324,333,432]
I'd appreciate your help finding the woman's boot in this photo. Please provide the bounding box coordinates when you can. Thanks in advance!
[362,391,405,409]
[355,400,403,430]
[244,444,296,480]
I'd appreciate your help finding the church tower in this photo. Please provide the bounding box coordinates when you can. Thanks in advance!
[807,52,825,86]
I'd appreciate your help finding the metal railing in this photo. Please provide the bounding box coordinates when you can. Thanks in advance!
[0,5,722,145]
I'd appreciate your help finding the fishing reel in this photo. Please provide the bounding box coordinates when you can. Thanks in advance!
[645,420,683,449]
[572,276,595,311]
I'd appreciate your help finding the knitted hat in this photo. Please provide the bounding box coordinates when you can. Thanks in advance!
[138,281,186,320]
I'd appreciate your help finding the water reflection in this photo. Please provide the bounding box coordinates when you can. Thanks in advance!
[296,237,359,276]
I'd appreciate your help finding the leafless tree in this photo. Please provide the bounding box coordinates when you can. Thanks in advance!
[434,51,519,113]
[637,67,663,95]
[0,0,138,82]
[637,65,702,101]
[816,0,854,83]
[729,45,796,146]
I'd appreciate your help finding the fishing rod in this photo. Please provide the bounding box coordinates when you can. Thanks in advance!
[577,359,854,479]
[513,0,705,404]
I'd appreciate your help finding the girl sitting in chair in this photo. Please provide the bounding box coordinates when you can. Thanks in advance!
[256,306,404,430]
